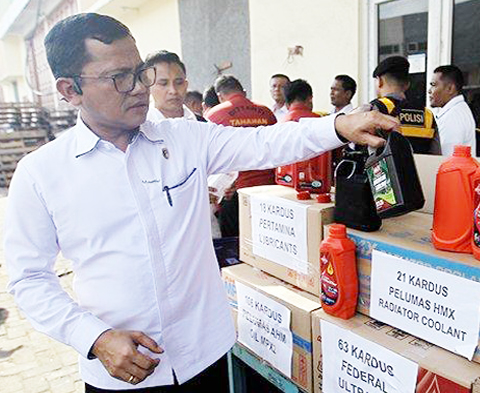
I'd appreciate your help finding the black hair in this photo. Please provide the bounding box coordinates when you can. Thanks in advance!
[214,75,244,94]
[335,74,357,98]
[434,65,465,92]
[185,91,202,104]
[284,79,312,105]
[44,13,133,79]
[203,86,220,108]
[270,74,290,82]
[384,72,410,88]
[144,50,186,74]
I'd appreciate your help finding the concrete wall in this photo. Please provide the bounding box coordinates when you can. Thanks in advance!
[0,35,32,102]
[249,0,361,112]
[95,0,182,60]
[178,0,251,95]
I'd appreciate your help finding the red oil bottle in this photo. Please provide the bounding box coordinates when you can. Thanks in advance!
[320,224,358,319]
[472,166,480,259]
[432,145,479,253]
[276,153,332,194]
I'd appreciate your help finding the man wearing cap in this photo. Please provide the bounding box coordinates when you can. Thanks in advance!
[370,55,441,155]
[428,65,476,156]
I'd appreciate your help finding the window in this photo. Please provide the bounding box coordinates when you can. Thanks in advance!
[378,0,429,107]
[452,0,480,129]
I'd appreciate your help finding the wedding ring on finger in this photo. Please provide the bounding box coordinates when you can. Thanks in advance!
[128,375,136,384]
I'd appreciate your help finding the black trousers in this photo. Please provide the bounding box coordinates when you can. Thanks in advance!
[218,192,239,238]
[85,355,229,392]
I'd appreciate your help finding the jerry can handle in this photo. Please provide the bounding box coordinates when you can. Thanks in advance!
[334,159,357,180]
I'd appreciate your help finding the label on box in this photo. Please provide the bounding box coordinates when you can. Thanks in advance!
[236,281,293,377]
[250,195,309,274]
[370,250,480,360]
[321,320,418,393]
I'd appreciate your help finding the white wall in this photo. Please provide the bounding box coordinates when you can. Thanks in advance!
[249,0,361,112]
[95,0,182,61]
[0,35,32,102]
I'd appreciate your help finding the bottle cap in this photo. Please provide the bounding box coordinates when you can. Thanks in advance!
[329,223,347,238]
[316,193,331,203]
[453,145,471,157]
[297,191,311,200]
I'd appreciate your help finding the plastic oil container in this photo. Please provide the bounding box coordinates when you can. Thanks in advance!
[320,224,358,319]
[334,148,381,232]
[365,131,424,218]
[276,153,332,194]
[433,145,479,253]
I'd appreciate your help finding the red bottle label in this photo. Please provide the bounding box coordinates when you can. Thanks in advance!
[474,185,480,248]
[321,251,338,306]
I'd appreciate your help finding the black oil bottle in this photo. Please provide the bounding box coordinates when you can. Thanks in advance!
[364,131,424,218]
[334,147,382,232]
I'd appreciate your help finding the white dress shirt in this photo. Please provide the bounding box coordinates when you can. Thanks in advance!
[271,103,288,122]
[147,104,197,121]
[435,95,476,156]
[5,114,342,389]
[329,103,354,115]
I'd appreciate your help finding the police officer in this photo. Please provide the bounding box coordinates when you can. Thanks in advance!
[370,56,441,155]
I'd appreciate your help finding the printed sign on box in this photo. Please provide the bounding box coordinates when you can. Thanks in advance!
[321,320,418,393]
[370,250,480,360]
[251,195,309,274]
[236,281,293,377]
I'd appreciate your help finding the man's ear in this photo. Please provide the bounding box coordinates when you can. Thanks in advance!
[447,81,457,95]
[56,77,82,106]
[377,76,384,89]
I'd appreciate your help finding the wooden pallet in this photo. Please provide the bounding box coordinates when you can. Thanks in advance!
[0,128,50,188]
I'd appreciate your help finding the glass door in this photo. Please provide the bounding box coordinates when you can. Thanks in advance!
[377,0,429,107]
[452,0,480,132]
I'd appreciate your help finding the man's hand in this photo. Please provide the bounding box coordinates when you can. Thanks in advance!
[334,111,400,148]
[91,329,163,385]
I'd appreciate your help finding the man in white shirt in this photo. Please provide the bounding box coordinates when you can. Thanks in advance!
[269,73,290,121]
[4,13,398,392]
[329,74,356,115]
[145,50,197,122]
[429,65,476,156]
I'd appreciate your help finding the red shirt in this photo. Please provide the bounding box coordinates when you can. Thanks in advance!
[206,94,277,189]
[283,102,320,122]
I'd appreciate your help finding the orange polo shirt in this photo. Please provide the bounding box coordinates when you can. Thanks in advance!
[206,93,277,189]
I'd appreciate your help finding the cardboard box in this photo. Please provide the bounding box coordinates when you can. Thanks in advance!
[222,263,321,393]
[342,211,480,362]
[239,185,334,296]
[312,310,480,393]
[414,153,444,215]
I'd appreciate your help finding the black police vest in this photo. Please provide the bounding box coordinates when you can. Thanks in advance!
[370,97,441,155]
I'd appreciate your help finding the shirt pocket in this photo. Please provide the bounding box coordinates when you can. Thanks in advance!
[162,167,198,207]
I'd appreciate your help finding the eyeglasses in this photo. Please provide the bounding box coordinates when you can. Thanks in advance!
[73,67,156,93]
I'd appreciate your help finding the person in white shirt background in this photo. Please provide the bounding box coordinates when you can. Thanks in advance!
[269,73,290,122]
[4,12,399,393]
[144,50,220,238]
[428,65,476,157]
[145,50,197,122]
[329,74,356,115]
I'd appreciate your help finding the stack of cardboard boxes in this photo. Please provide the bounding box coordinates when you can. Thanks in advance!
[222,155,480,392]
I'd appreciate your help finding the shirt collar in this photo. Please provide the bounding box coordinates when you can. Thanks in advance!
[437,94,465,118]
[74,112,164,158]
[74,113,101,158]
[147,105,197,121]
[288,102,312,112]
